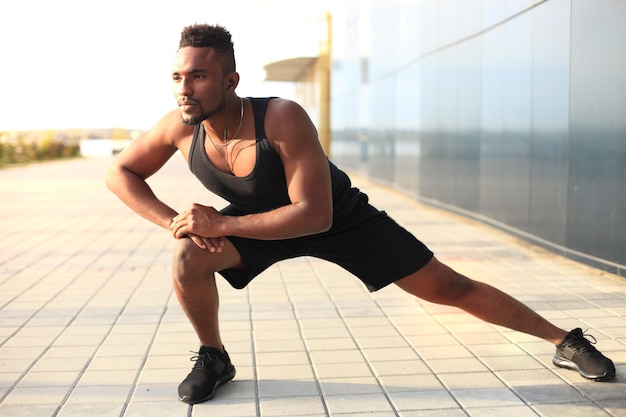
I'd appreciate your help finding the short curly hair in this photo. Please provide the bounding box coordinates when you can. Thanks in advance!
[178,24,236,72]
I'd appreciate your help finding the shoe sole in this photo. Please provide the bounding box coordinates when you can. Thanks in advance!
[552,355,615,381]
[179,365,237,404]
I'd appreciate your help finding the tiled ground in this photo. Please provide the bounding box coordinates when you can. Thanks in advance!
[0,155,625,417]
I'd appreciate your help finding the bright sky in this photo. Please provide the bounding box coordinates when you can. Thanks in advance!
[0,0,329,131]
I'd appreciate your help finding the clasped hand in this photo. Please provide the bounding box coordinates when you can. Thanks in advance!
[170,203,225,252]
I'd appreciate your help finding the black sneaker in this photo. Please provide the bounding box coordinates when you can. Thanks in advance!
[552,328,616,381]
[178,346,236,404]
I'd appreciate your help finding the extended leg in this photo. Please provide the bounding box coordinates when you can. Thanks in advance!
[395,256,567,344]
[395,256,615,380]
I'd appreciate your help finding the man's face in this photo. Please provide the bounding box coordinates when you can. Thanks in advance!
[172,47,227,125]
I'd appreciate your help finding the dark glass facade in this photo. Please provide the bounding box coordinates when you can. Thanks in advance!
[330,0,626,276]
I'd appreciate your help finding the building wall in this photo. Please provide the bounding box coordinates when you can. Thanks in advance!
[294,13,332,155]
[330,0,626,276]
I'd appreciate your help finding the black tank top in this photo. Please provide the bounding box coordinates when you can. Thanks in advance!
[188,97,365,220]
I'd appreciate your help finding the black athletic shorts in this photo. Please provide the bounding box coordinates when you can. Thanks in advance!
[218,198,434,292]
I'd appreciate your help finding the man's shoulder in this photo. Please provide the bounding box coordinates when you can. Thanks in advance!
[263,97,307,119]
[155,109,194,131]
[150,110,196,144]
[263,98,312,124]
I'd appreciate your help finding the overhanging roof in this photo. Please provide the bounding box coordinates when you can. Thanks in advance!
[263,57,317,82]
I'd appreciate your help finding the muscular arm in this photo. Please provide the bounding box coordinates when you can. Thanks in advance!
[172,99,333,241]
[106,111,225,251]
[105,110,188,229]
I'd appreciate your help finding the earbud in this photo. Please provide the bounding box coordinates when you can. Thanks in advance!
[228,80,235,89]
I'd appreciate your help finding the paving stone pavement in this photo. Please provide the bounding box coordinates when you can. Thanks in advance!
[1,155,625,417]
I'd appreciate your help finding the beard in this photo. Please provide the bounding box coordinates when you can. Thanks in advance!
[181,113,208,126]
[180,96,227,126]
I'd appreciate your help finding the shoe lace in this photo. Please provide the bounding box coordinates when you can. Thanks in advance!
[189,350,219,369]
[569,329,599,356]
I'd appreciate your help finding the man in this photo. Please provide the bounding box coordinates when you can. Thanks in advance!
[105,24,616,405]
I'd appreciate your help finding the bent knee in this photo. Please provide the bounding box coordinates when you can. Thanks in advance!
[172,237,241,283]
[173,237,203,263]
[172,239,218,281]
